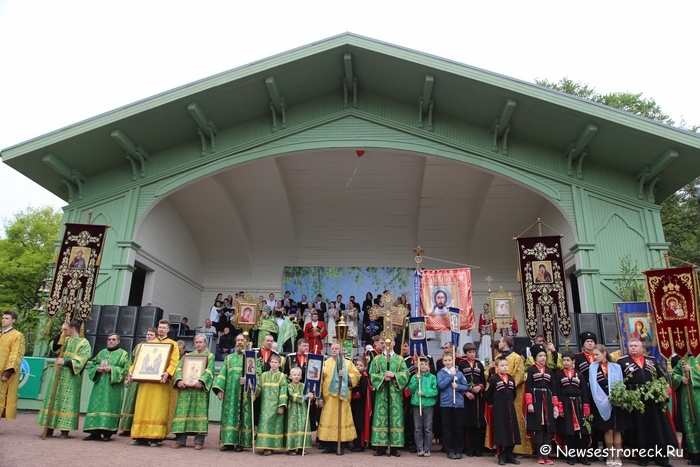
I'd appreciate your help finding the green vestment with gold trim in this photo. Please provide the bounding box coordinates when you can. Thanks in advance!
[83,347,129,432]
[255,370,287,449]
[36,336,91,431]
[170,350,214,435]
[369,353,409,447]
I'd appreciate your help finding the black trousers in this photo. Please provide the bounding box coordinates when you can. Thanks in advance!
[441,407,465,455]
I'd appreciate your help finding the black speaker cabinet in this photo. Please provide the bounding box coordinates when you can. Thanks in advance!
[117,336,134,355]
[555,314,578,349]
[599,313,620,346]
[117,306,139,337]
[575,313,600,338]
[513,336,532,353]
[84,305,101,336]
[97,306,119,336]
[84,335,96,355]
[91,335,109,358]
[136,307,163,337]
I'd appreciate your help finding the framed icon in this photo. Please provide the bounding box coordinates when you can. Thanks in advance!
[131,343,173,382]
[181,354,208,385]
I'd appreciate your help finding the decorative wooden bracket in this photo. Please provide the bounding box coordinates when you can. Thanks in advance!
[187,102,219,156]
[266,76,287,132]
[111,130,149,178]
[418,74,434,131]
[342,53,358,109]
[635,148,678,200]
[491,98,516,154]
[564,123,597,177]
[42,153,86,200]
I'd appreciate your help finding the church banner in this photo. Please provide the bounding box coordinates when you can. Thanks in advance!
[245,350,257,393]
[303,353,324,398]
[615,301,666,367]
[419,268,474,332]
[45,223,108,321]
[516,236,571,343]
[644,266,700,359]
[408,316,428,356]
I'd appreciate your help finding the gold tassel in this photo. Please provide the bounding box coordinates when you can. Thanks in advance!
[516,269,521,283]
[43,320,52,335]
[80,322,84,338]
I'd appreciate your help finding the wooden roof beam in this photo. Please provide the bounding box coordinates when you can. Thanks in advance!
[635,149,678,200]
[343,53,354,92]
[187,102,219,155]
[491,98,517,152]
[565,123,597,176]
[266,76,286,131]
[42,153,86,200]
[342,53,358,108]
[418,74,434,131]
[649,149,678,179]
[110,129,149,178]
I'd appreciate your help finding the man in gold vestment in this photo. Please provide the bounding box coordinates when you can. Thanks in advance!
[317,343,360,454]
[129,319,179,446]
[0,310,25,420]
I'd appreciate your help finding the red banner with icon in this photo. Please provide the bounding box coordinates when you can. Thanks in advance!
[419,268,474,331]
[644,266,700,359]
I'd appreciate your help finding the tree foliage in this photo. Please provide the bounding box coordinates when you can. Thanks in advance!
[537,77,700,271]
[535,77,675,125]
[0,206,63,352]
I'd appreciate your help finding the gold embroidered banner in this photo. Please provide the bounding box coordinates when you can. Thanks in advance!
[419,268,474,331]
[644,266,700,359]
[45,223,108,321]
[516,236,571,343]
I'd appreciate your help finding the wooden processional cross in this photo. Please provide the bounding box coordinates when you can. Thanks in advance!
[368,292,410,345]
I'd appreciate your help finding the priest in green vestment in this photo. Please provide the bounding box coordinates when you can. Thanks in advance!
[36,321,92,437]
[171,334,215,450]
[369,338,409,456]
[213,334,257,451]
[83,333,130,440]
[672,354,700,464]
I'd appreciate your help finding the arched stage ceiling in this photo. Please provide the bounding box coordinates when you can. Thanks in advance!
[141,147,571,303]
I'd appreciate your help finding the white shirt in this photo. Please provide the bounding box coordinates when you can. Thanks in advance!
[209,305,221,323]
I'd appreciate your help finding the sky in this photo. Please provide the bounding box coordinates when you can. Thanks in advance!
[1,0,699,227]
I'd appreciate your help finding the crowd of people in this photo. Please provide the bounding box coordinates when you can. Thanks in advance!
[0,302,690,465]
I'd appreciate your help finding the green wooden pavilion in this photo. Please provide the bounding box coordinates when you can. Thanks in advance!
[3,33,700,329]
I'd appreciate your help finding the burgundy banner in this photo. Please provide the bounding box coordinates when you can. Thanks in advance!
[516,236,571,343]
[644,266,699,359]
[419,268,474,331]
[45,223,108,321]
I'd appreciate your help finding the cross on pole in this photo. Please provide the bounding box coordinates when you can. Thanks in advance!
[368,292,409,341]
[485,275,493,293]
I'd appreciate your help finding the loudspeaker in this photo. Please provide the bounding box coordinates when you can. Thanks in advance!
[513,336,531,353]
[136,307,163,337]
[84,335,96,355]
[98,306,119,336]
[575,313,600,338]
[118,337,135,355]
[555,314,578,349]
[599,313,620,346]
[84,305,101,336]
[117,306,139,337]
[91,335,109,358]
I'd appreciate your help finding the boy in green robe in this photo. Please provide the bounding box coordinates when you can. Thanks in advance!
[36,321,92,437]
[285,367,314,454]
[368,338,410,456]
[255,353,288,455]
[170,334,215,450]
[213,334,257,452]
[83,333,130,440]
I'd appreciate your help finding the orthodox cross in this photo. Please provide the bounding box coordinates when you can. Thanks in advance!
[368,292,409,341]
[485,275,493,293]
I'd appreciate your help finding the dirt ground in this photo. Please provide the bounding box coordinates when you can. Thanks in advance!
[0,411,526,467]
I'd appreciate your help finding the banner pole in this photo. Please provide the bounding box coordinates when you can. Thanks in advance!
[42,324,67,440]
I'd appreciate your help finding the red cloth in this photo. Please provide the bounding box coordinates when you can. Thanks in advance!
[304,321,328,354]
